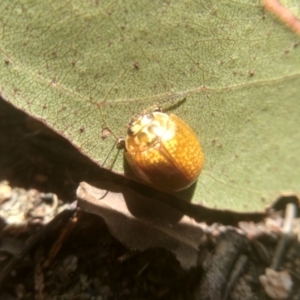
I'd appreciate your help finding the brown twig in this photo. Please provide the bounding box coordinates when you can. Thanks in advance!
[263,0,300,35]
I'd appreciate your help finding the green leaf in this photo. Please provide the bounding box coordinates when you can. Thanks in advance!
[0,0,299,212]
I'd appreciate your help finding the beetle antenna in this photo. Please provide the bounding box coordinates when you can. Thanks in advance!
[152,93,187,113]
[102,138,122,168]
[160,92,185,105]
[162,97,186,112]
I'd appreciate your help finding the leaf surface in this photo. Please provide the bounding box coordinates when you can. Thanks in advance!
[0,0,299,211]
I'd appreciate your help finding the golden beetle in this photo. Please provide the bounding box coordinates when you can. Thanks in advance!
[124,111,204,192]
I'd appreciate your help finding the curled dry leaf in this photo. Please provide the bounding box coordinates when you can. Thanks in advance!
[259,268,293,300]
[76,182,204,270]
